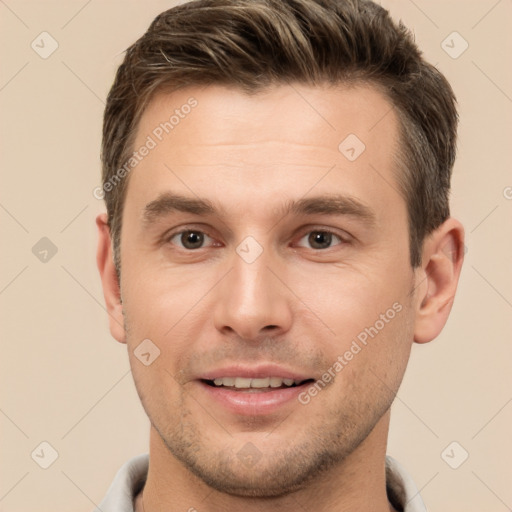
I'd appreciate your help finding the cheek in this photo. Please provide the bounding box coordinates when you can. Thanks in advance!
[122,275,214,405]
[299,266,414,390]
[124,305,192,423]
[327,302,414,415]
[287,261,411,341]
[121,258,215,338]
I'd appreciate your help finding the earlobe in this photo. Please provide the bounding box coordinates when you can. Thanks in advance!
[96,213,126,344]
[413,218,465,344]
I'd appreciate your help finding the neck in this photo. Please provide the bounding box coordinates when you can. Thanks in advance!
[136,412,395,512]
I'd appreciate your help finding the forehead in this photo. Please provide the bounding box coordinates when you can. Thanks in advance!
[136,82,398,150]
[126,83,403,220]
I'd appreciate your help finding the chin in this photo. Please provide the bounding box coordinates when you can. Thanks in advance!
[186,466,310,498]
[172,441,345,499]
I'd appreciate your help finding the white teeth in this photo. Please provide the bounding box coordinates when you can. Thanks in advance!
[250,378,270,388]
[234,377,252,388]
[211,377,302,388]
[270,377,283,388]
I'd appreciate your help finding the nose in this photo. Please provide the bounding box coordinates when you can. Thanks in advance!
[213,249,293,341]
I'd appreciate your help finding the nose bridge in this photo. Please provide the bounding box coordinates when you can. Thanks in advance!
[213,245,292,339]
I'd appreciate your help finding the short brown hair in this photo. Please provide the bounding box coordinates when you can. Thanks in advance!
[101,0,458,275]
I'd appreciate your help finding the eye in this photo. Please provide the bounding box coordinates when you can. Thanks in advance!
[296,230,345,250]
[168,230,215,250]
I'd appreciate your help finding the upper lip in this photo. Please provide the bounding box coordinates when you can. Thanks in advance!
[198,364,313,382]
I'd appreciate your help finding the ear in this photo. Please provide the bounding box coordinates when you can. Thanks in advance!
[96,213,126,344]
[413,217,465,344]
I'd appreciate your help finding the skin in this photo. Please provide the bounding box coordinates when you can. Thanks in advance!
[96,83,464,512]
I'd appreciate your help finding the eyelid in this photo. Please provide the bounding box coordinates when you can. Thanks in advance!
[295,225,351,240]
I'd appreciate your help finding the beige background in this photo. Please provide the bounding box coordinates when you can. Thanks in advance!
[0,1,511,511]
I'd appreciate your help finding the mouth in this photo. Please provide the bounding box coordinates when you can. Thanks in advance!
[196,373,316,415]
[201,376,315,392]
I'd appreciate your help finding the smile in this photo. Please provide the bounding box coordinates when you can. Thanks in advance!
[197,377,316,415]
[205,376,311,389]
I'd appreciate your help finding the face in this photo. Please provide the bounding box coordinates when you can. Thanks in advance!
[118,83,419,496]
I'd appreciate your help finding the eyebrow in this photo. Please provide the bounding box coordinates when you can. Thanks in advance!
[143,193,216,224]
[142,192,376,227]
[288,196,376,225]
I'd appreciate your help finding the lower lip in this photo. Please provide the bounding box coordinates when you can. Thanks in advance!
[197,381,311,416]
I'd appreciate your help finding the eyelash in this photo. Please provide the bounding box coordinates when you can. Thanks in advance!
[164,227,350,251]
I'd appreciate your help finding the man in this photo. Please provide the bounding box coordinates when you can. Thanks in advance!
[95,0,465,510]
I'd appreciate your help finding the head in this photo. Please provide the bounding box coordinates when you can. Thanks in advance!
[97,0,464,499]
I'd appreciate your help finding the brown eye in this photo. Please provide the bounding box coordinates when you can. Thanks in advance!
[308,231,333,249]
[181,231,204,249]
[296,230,344,250]
[169,230,211,249]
